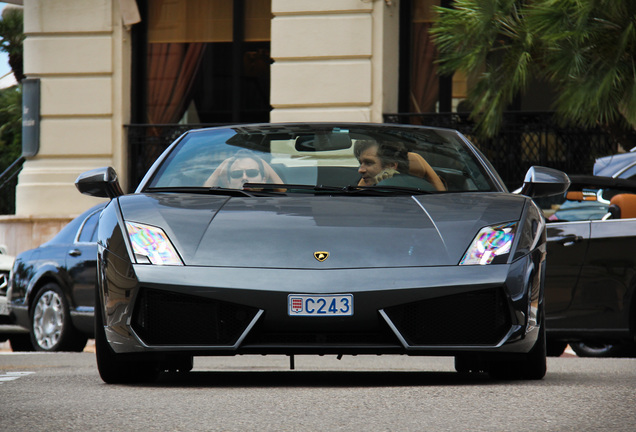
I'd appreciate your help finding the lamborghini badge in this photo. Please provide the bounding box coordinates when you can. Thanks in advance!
[314,251,329,262]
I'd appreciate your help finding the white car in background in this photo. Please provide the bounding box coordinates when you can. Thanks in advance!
[0,245,30,349]
[0,245,13,315]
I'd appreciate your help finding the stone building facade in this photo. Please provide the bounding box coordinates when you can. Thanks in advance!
[0,0,443,255]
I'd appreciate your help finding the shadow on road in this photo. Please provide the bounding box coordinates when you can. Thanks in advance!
[143,370,508,388]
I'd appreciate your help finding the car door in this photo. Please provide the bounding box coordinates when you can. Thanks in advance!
[567,216,636,332]
[65,209,100,310]
[545,221,591,319]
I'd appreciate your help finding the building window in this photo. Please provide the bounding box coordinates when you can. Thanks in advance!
[135,0,272,125]
[399,0,468,114]
[408,0,440,113]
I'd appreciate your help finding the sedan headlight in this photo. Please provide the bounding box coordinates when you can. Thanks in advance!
[125,221,183,265]
[460,222,517,265]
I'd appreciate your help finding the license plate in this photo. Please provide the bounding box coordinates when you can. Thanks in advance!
[288,294,353,316]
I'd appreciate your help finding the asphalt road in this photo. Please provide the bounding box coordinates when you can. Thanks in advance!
[0,346,634,432]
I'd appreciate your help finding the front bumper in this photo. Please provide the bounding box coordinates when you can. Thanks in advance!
[0,296,29,336]
[100,247,543,356]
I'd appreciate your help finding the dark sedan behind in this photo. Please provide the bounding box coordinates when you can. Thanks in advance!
[541,175,636,357]
[7,203,105,351]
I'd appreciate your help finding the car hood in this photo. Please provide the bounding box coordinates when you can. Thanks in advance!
[118,192,527,269]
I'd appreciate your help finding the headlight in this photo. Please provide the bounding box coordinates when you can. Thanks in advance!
[460,222,517,265]
[125,221,183,265]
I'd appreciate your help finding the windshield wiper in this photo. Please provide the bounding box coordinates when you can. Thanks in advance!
[146,186,258,197]
[353,185,433,195]
[243,183,342,193]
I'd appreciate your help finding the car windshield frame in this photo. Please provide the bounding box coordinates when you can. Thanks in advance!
[139,123,502,195]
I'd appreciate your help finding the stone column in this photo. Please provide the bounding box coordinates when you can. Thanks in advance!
[0,0,132,255]
[16,0,130,217]
[270,0,399,123]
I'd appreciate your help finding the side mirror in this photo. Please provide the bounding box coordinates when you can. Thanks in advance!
[75,167,124,199]
[519,166,570,198]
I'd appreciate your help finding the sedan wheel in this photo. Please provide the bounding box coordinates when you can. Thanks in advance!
[570,341,636,358]
[30,283,87,352]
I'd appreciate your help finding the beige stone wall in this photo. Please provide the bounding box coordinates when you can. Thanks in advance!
[0,0,130,254]
[4,0,399,255]
[0,215,73,256]
[270,0,399,123]
[16,0,129,218]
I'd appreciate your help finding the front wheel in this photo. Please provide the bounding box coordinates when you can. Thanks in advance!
[546,339,567,357]
[94,290,160,384]
[30,283,87,352]
[488,317,547,380]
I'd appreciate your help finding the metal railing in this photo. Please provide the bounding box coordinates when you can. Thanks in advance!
[0,156,25,215]
[384,112,617,189]
[0,156,25,192]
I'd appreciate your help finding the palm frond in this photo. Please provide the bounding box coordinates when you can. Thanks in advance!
[432,0,636,136]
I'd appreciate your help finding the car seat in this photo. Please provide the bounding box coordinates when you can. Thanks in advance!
[608,193,636,219]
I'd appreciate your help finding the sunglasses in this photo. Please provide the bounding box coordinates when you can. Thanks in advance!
[230,169,261,179]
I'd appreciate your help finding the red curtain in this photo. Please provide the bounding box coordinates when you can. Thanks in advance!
[410,22,438,114]
[147,43,206,124]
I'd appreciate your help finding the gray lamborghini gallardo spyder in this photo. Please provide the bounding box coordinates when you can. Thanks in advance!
[76,123,569,383]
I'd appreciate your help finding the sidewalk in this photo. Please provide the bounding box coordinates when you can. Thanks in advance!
[0,339,95,353]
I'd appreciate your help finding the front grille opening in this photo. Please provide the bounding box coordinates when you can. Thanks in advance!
[383,288,511,346]
[242,321,402,347]
[132,288,259,346]
[0,271,9,296]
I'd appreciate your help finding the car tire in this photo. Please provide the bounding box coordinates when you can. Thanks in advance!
[488,314,547,380]
[30,283,87,352]
[94,289,160,384]
[9,333,34,352]
[546,339,568,357]
[570,341,636,358]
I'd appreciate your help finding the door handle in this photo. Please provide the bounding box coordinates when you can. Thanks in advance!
[556,235,583,247]
[68,249,82,257]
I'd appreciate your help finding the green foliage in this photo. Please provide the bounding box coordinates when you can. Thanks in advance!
[0,7,24,214]
[527,0,636,130]
[0,7,24,82]
[431,0,636,140]
[0,85,22,214]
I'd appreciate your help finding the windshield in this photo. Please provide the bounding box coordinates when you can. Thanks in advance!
[145,124,498,194]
